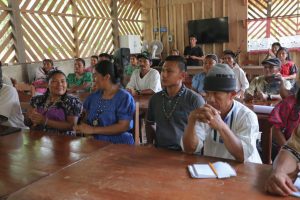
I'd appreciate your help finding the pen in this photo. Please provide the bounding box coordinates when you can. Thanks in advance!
[208,162,218,178]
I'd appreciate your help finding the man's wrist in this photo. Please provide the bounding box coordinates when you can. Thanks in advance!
[136,90,141,95]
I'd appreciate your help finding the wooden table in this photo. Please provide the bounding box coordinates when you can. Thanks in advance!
[7,144,294,200]
[0,130,109,199]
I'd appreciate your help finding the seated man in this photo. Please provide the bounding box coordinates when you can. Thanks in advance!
[0,65,26,128]
[265,125,300,196]
[146,56,205,150]
[181,64,262,163]
[245,58,291,101]
[126,52,162,96]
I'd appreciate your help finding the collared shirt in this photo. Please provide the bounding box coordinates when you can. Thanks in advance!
[147,85,204,150]
[246,75,292,96]
[269,95,300,140]
[192,72,206,93]
[232,64,249,93]
[181,100,262,164]
[126,68,162,93]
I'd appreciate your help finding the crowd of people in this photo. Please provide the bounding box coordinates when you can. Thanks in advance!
[1,37,299,197]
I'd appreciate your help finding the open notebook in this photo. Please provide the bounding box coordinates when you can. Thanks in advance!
[188,161,237,179]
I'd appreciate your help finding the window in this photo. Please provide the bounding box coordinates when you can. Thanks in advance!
[247,0,300,52]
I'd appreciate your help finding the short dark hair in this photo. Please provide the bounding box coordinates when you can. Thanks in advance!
[75,58,85,66]
[223,49,236,59]
[164,55,187,72]
[99,53,112,60]
[205,54,219,63]
[130,54,138,58]
[189,34,197,39]
[43,59,53,66]
[272,42,281,48]
[95,60,119,84]
[91,55,98,60]
[276,47,291,61]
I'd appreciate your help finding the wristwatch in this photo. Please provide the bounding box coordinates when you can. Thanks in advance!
[267,94,272,100]
[136,90,141,95]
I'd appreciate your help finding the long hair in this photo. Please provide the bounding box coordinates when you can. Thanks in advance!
[94,60,119,84]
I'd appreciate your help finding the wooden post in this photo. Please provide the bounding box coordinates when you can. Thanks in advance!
[111,0,120,49]
[72,0,79,58]
[8,0,26,63]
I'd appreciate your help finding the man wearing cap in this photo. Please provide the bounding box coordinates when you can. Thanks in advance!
[181,63,262,163]
[265,125,300,196]
[245,58,292,101]
[0,65,26,128]
[126,52,162,96]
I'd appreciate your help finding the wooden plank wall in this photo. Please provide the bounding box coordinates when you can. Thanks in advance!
[142,0,300,66]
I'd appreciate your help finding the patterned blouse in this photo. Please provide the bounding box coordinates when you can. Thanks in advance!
[28,94,82,133]
[269,95,300,140]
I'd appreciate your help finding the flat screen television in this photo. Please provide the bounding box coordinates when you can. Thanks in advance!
[188,17,229,44]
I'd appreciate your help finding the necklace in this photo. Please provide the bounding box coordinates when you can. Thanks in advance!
[92,94,111,126]
[162,86,185,120]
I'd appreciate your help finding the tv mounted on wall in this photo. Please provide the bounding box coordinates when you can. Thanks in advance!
[188,17,229,44]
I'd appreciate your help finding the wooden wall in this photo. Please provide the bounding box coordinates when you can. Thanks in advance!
[141,0,300,66]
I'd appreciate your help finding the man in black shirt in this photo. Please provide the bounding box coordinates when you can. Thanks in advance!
[184,34,204,66]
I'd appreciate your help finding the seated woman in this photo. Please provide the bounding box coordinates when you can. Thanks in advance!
[32,59,56,95]
[67,58,93,93]
[277,47,297,83]
[25,70,82,134]
[74,60,135,144]
[192,54,218,97]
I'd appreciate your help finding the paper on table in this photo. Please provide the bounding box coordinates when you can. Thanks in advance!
[188,161,237,179]
[253,105,274,114]
[292,177,300,198]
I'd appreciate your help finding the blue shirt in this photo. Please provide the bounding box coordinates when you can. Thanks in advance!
[83,89,135,144]
[192,72,206,93]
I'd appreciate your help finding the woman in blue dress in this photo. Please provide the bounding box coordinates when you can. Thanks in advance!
[74,60,135,144]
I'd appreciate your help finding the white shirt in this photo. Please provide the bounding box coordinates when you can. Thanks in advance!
[181,100,262,164]
[126,68,162,93]
[0,84,26,128]
[232,64,249,93]
[2,75,13,86]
